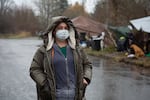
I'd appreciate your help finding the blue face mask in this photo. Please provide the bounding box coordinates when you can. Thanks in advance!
[56,29,69,40]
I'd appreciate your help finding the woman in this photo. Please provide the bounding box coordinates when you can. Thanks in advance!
[30,16,92,100]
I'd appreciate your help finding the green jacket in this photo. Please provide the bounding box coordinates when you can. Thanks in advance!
[30,45,92,100]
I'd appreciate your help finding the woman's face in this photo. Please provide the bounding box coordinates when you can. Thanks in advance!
[55,22,69,32]
[54,22,70,41]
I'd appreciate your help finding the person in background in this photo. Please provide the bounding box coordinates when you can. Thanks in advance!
[29,16,92,100]
[99,32,105,51]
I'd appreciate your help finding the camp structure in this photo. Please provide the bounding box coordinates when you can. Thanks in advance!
[108,25,132,51]
[129,16,150,33]
[72,16,106,36]
[129,16,150,53]
[108,26,131,40]
[72,16,115,47]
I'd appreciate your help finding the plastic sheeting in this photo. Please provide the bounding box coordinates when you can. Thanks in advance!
[130,16,150,33]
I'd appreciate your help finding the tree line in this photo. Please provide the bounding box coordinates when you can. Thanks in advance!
[0,0,150,34]
[92,0,150,26]
[0,0,68,34]
[0,0,40,34]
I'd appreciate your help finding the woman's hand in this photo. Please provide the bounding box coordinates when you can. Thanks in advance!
[83,78,88,85]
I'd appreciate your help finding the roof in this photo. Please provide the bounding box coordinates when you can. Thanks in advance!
[71,16,106,35]
[130,16,150,33]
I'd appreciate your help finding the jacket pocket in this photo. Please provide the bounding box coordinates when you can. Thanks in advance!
[40,81,52,100]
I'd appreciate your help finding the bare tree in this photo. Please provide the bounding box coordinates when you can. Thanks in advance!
[137,0,150,15]
[0,0,14,33]
[0,1,40,34]
[34,0,68,29]
[63,2,89,19]
[35,0,52,28]
[93,0,148,26]
[0,0,14,15]
[12,5,40,33]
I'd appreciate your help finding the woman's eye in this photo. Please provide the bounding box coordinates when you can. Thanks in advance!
[65,27,68,30]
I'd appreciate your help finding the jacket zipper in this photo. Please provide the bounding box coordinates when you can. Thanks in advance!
[65,58,70,89]
[58,45,70,89]
[56,45,75,98]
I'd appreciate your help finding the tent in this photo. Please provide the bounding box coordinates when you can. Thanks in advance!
[71,16,115,47]
[130,16,150,33]
[108,26,131,39]
[108,26,132,51]
[129,16,150,53]
[72,16,106,36]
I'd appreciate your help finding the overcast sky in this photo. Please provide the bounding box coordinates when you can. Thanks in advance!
[13,0,99,13]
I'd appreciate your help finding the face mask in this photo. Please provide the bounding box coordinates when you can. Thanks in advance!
[56,29,69,40]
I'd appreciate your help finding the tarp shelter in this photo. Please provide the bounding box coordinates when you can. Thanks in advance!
[129,16,150,53]
[72,16,115,47]
[71,16,106,36]
[130,16,150,33]
[108,26,131,39]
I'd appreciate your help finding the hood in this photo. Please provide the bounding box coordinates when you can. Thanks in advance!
[43,16,78,51]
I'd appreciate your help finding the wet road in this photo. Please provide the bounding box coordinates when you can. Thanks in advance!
[86,57,150,100]
[0,38,150,100]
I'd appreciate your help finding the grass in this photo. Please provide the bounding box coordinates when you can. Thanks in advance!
[84,46,150,68]
[85,46,116,56]
[123,57,150,68]
[0,31,33,39]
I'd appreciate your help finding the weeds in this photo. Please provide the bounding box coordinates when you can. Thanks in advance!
[85,46,150,68]
[0,31,32,39]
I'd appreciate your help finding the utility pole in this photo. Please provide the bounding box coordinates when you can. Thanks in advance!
[105,0,117,47]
